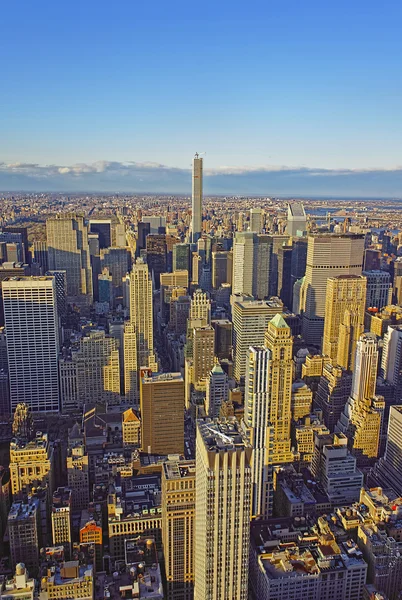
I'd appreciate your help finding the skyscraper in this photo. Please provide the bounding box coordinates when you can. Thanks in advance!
[46,214,93,304]
[249,208,263,233]
[140,372,184,455]
[244,346,274,518]
[51,487,72,560]
[3,276,60,412]
[286,202,307,236]
[195,419,252,600]
[205,363,229,417]
[381,325,402,402]
[191,154,203,243]
[162,459,196,600]
[336,334,383,465]
[232,231,255,296]
[372,405,402,495]
[363,270,392,310]
[232,298,283,381]
[123,321,138,405]
[322,275,367,370]
[264,314,294,464]
[192,326,215,386]
[129,258,154,367]
[300,234,365,345]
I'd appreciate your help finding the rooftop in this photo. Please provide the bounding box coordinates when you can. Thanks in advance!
[163,460,196,480]
[198,418,250,452]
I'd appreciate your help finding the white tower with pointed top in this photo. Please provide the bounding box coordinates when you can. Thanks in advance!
[191,153,203,243]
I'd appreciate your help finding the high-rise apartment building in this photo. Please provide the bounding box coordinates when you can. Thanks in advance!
[322,275,366,370]
[46,214,93,303]
[300,234,364,345]
[264,314,294,464]
[191,154,203,243]
[140,372,184,455]
[162,460,196,600]
[51,487,72,559]
[244,346,274,518]
[129,258,154,367]
[3,276,60,413]
[195,419,252,600]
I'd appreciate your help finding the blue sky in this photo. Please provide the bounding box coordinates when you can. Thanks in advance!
[1,0,402,195]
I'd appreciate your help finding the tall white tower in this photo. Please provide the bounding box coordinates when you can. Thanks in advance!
[191,153,203,243]
[3,276,60,412]
[244,346,273,517]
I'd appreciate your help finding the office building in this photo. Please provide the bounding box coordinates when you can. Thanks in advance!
[195,419,252,600]
[8,498,41,574]
[264,314,294,464]
[249,208,263,233]
[123,321,138,405]
[336,334,383,465]
[173,243,191,273]
[311,431,363,505]
[46,214,93,304]
[205,363,229,417]
[189,288,211,325]
[72,330,121,407]
[0,563,35,600]
[129,258,154,367]
[66,434,89,511]
[315,363,353,431]
[213,319,232,360]
[51,487,72,560]
[100,246,131,299]
[80,510,103,573]
[286,202,307,236]
[89,218,112,248]
[322,275,366,370]
[191,154,203,243]
[146,234,167,288]
[250,523,367,600]
[291,380,313,421]
[212,250,231,289]
[300,234,365,345]
[3,277,60,413]
[46,270,67,317]
[363,270,392,310]
[381,325,402,401]
[33,240,48,272]
[372,405,402,495]
[162,460,196,600]
[142,215,166,234]
[122,408,140,447]
[10,431,55,503]
[140,372,184,455]
[232,231,255,296]
[244,346,274,518]
[40,560,94,600]
[290,237,308,290]
[277,244,293,309]
[269,235,289,297]
[1,226,30,264]
[192,326,215,386]
[232,298,283,381]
